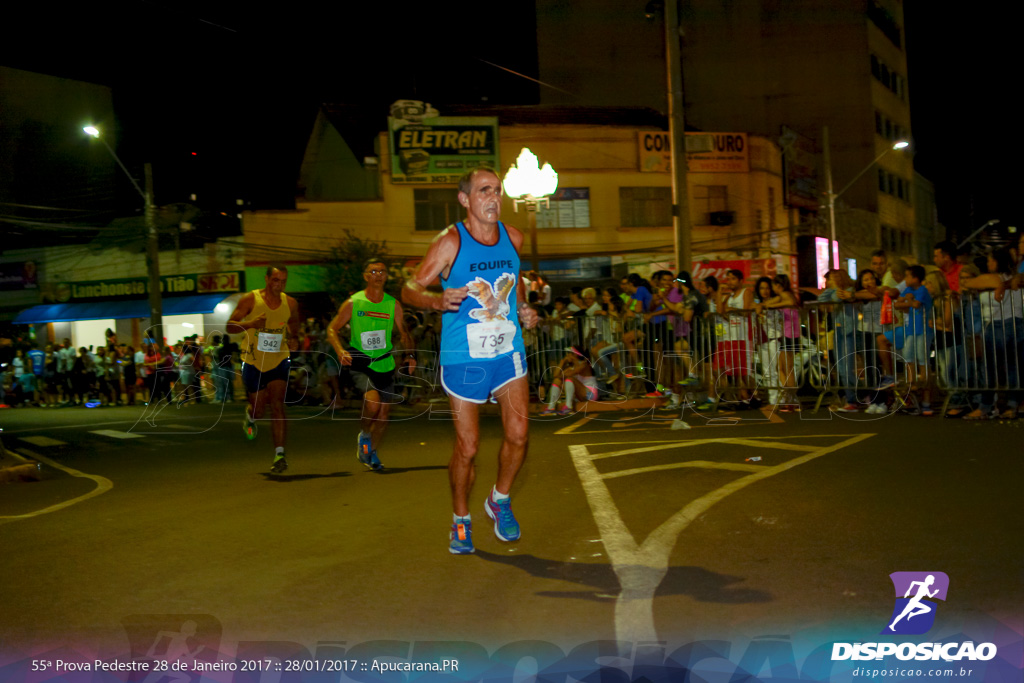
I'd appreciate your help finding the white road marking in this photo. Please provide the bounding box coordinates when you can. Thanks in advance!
[556,409,783,435]
[89,429,144,439]
[19,436,68,447]
[601,460,763,479]
[0,448,113,524]
[569,432,875,643]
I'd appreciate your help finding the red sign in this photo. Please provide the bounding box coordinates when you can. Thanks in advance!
[197,272,240,294]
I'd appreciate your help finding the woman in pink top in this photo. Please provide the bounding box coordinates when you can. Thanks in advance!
[754,274,802,411]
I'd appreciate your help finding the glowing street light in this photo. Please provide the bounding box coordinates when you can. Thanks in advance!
[83,124,162,335]
[503,148,558,272]
[823,129,911,268]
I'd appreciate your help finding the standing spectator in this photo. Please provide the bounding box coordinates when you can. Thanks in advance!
[815,270,860,412]
[43,343,59,406]
[753,276,780,406]
[590,288,623,386]
[661,272,707,404]
[961,248,1023,419]
[93,346,115,406]
[525,270,552,308]
[176,338,197,406]
[893,265,934,415]
[754,274,801,410]
[934,240,963,293]
[27,345,45,406]
[56,338,75,405]
[71,347,93,405]
[844,270,889,413]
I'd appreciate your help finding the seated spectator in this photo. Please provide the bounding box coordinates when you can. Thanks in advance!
[539,345,599,416]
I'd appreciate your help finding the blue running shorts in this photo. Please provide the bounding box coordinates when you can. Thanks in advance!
[441,351,526,404]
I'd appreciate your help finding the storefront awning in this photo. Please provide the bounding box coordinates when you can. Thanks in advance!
[13,294,231,324]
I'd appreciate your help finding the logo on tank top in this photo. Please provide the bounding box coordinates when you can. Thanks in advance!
[466,273,516,321]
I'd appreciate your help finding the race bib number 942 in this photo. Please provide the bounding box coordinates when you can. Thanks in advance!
[257,332,283,353]
[467,320,515,359]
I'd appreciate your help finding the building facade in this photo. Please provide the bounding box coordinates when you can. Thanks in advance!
[242,105,794,292]
[535,0,925,271]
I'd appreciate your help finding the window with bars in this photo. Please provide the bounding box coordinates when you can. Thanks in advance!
[692,185,729,225]
[414,188,462,231]
[619,186,672,227]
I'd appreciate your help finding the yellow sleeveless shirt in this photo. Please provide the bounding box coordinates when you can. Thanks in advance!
[241,289,291,371]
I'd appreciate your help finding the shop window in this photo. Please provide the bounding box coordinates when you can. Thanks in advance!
[691,185,729,225]
[414,188,462,231]
[620,186,672,227]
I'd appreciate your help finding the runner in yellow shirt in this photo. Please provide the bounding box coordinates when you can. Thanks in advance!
[228,265,301,473]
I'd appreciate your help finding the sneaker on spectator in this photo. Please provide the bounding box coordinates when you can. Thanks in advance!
[865,402,889,415]
[920,405,935,417]
[877,376,896,391]
[557,405,573,416]
[833,403,861,413]
[645,390,664,398]
[695,399,717,412]
[678,377,700,387]
[539,407,557,416]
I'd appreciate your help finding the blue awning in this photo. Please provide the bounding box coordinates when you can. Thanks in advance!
[13,294,231,324]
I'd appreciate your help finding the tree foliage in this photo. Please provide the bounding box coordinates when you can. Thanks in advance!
[322,229,398,307]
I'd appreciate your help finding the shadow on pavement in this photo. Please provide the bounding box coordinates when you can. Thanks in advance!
[369,465,450,475]
[261,471,353,482]
[474,550,772,605]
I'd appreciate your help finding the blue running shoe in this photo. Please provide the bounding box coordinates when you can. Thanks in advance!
[450,519,474,554]
[485,493,521,542]
[368,449,384,472]
[357,433,373,468]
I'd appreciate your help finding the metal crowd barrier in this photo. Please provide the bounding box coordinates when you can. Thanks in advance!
[291,289,1023,415]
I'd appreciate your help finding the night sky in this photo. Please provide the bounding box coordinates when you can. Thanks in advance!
[2,1,1018,243]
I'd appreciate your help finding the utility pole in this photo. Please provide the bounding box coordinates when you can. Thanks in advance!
[823,126,839,269]
[144,162,163,344]
[665,0,692,272]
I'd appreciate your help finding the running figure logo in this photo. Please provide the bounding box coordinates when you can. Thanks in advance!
[882,571,950,635]
[466,273,516,322]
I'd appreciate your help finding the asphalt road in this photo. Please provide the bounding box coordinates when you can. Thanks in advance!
[1,398,1021,679]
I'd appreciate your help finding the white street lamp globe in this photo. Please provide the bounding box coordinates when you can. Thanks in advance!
[83,126,100,138]
[504,148,558,200]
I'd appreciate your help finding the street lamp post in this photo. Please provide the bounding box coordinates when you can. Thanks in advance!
[84,126,162,340]
[823,125,909,268]
[503,148,558,273]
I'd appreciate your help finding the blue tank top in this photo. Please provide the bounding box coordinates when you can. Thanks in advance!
[440,221,526,366]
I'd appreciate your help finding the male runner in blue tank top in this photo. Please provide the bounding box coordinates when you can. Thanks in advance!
[402,167,540,555]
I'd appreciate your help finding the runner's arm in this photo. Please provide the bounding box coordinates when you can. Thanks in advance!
[393,300,417,365]
[226,293,260,332]
[401,227,467,312]
[326,300,354,366]
[286,295,301,351]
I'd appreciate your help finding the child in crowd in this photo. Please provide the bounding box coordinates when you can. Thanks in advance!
[894,264,934,415]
